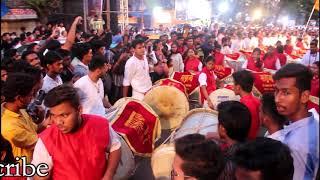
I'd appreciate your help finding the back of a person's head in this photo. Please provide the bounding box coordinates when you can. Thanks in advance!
[88,55,106,71]
[90,40,106,53]
[21,50,37,61]
[276,45,284,53]
[72,43,92,60]
[4,49,17,58]
[2,73,35,102]
[45,39,61,51]
[217,101,251,142]
[232,70,254,93]
[233,137,294,180]
[44,84,80,109]
[273,63,313,92]
[56,48,71,58]
[44,50,63,66]
[261,93,287,126]
[175,134,225,180]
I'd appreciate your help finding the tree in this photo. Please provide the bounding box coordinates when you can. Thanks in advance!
[25,0,61,24]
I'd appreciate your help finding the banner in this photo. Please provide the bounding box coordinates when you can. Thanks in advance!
[1,2,9,17]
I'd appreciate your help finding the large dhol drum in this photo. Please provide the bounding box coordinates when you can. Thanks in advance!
[208,88,239,109]
[113,136,136,180]
[171,108,219,141]
[225,53,246,72]
[111,98,162,157]
[251,71,275,98]
[143,78,189,130]
[151,143,175,180]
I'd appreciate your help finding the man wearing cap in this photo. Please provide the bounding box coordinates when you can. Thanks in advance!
[123,39,152,101]
[106,33,123,65]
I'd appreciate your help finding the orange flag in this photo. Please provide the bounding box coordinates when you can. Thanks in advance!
[315,0,319,11]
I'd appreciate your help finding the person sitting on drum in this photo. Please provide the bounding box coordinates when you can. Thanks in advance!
[32,85,121,180]
[198,56,218,109]
[242,48,264,72]
[232,70,261,140]
[184,48,203,74]
[260,93,287,139]
[233,137,294,180]
[207,101,251,179]
[172,134,225,180]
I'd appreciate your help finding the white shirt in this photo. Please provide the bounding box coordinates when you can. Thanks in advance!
[31,124,121,172]
[221,46,232,54]
[263,37,272,47]
[242,37,251,50]
[123,55,152,100]
[170,53,184,72]
[41,74,63,93]
[300,51,319,67]
[74,75,105,117]
[277,110,319,180]
[250,37,259,49]
[231,38,243,52]
[71,57,81,67]
[198,72,217,86]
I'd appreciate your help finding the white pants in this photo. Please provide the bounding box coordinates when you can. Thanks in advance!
[132,89,145,101]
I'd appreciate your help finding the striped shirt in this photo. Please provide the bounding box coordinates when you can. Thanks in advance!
[278,111,319,180]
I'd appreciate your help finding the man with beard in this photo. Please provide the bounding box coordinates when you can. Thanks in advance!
[32,85,121,180]
[301,40,319,67]
[1,73,49,163]
[74,55,111,117]
[41,51,64,93]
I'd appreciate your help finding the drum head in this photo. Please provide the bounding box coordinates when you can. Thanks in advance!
[209,88,239,109]
[113,137,135,180]
[144,86,189,130]
[151,144,175,179]
[173,108,219,141]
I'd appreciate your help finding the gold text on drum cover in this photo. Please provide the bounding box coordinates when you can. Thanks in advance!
[125,111,151,145]
[259,74,274,83]
[180,75,194,83]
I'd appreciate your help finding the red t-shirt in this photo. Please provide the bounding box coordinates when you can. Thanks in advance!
[240,94,261,140]
[276,53,287,66]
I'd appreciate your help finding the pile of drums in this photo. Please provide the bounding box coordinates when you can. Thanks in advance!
[105,77,241,180]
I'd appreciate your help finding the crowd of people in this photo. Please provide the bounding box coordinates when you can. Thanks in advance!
[1,15,319,180]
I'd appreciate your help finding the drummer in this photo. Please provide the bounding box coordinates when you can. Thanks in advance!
[198,56,217,109]
[32,85,121,180]
[232,70,261,140]
[242,48,263,72]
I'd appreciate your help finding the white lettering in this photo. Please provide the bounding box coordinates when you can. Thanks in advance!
[0,156,49,177]
[36,163,49,177]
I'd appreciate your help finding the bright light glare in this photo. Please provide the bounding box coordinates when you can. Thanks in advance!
[219,2,229,13]
[153,6,172,23]
[153,6,162,16]
[278,16,289,26]
[252,9,262,20]
[187,0,211,19]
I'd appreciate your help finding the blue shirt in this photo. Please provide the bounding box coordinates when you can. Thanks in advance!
[278,111,319,180]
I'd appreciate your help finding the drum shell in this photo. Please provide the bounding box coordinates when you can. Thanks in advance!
[172,108,219,141]
[151,143,175,180]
